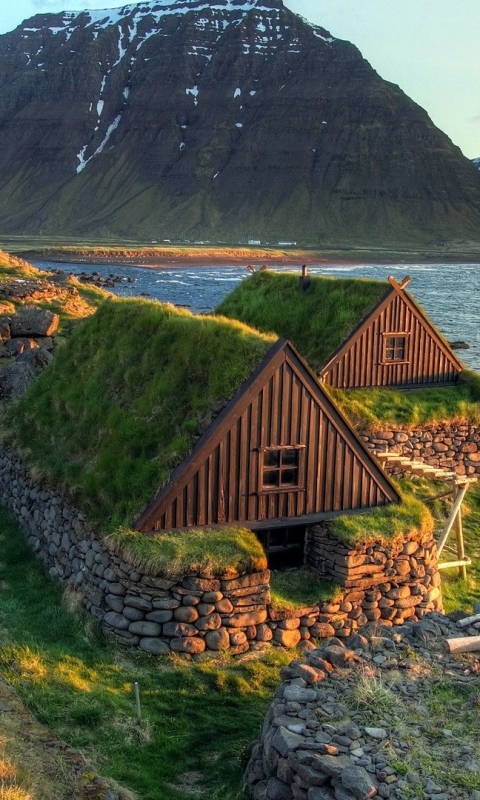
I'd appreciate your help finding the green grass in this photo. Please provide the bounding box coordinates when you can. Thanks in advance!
[107,527,267,578]
[328,488,434,547]
[215,270,388,371]
[269,569,341,611]
[331,372,480,428]
[0,506,290,800]
[3,298,275,536]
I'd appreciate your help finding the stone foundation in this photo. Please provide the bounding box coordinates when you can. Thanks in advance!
[0,446,442,655]
[359,422,480,476]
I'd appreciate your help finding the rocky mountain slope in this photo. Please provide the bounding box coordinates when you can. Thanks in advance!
[0,0,479,245]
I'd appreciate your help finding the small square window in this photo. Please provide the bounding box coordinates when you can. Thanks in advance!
[383,334,408,363]
[261,448,300,490]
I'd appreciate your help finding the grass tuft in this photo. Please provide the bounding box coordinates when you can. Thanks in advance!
[330,375,480,429]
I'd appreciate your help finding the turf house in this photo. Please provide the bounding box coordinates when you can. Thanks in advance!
[216,271,463,390]
[2,297,398,558]
[0,298,446,655]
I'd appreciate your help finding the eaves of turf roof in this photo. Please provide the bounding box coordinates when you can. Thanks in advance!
[3,298,277,533]
[215,270,390,371]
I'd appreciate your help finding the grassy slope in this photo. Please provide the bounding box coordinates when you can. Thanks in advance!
[108,527,267,579]
[4,299,276,534]
[215,271,388,370]
[0,507,289,800]
[329,487,434,548]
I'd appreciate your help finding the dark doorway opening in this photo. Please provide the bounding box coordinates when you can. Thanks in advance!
[255,525,307,570]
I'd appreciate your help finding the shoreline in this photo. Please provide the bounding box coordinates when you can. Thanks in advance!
[24,250,480,269]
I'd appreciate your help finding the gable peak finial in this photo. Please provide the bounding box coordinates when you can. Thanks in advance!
[388,275,411,290]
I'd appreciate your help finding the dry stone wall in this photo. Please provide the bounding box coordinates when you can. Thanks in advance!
[359,423,480,476]
[244,611,480,800]
[0,445,442,656]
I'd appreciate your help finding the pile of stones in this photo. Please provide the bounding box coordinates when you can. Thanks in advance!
[0,305,59,402]
[245,610,480,800]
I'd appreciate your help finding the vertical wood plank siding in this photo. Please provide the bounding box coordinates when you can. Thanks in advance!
[152,359,388,530]
[322,293,460,389]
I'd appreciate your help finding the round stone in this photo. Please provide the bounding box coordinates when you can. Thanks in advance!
[103,611,129,630]
[274,628,302,648]
[139,637,170,656]
[195,613,222,631]
[128,620,161,637]
[174,605,199,623]
[205,627,230,651]
[146,609,174,623]
[170,636,206,654]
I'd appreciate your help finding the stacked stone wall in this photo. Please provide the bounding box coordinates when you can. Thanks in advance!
[359,422,480,476]
[0,446,442,656]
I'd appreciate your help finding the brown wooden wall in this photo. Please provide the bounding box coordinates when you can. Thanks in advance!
[321,290,461,389]
[143,351,394,532]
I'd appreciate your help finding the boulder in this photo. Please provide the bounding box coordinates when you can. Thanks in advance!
[9,306,60,337]
[17,347,53,375]
[0,361,35,402]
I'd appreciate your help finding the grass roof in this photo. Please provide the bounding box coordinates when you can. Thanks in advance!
[215,270,389,371]
[329,487,434,548]
[330,369,480,429]
[3,298,276,534]
[107,526,267,578]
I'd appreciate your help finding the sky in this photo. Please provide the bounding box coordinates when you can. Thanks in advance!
[0,0,478,159]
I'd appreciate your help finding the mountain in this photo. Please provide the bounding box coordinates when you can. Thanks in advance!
[474,158,480,171]
[0,0,479,245]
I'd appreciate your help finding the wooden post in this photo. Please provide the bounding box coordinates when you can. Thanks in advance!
[134,682,142,724]
[436,483,468,557]
[454,485,467,580]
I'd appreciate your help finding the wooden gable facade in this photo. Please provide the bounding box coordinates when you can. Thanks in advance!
[135,339,400,534]
[319,276,463,389]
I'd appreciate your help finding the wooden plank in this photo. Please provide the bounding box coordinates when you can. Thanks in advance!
[438,558,472,570]
[248,390,260,520]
